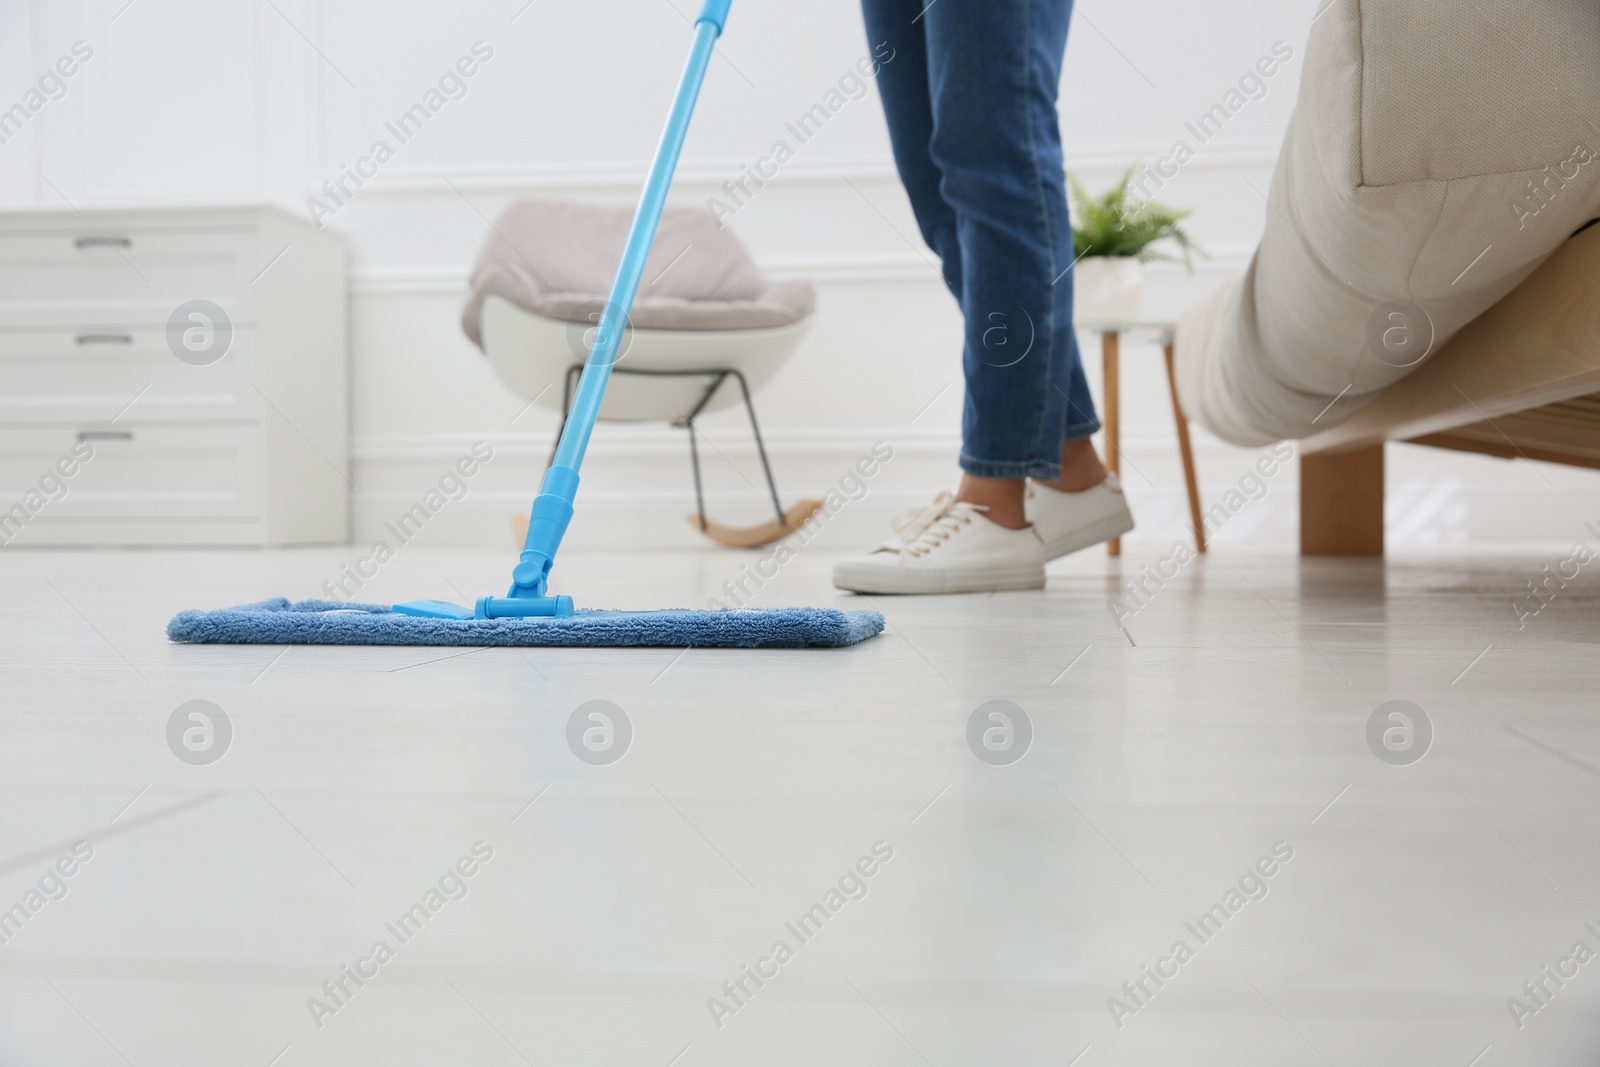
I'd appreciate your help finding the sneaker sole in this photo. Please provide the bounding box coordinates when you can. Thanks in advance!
[832,562,1046,596]
[1040,510,1137,562]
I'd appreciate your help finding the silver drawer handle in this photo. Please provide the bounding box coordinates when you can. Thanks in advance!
[74,235,132,249]
[76,333,134,345]
[76,430,133,441]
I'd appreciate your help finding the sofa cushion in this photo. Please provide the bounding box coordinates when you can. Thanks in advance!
[1177,0,1600,446]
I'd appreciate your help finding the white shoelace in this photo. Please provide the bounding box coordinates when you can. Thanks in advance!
[878,491,979,558]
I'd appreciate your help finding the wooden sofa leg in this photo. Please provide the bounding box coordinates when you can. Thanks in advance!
[1301,445,1384,555]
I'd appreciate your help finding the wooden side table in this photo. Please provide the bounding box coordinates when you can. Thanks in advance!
[1078,319,1207,556]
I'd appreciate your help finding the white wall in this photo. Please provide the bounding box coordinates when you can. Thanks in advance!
[4,0,1593,552]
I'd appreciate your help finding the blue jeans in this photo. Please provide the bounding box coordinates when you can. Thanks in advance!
[861,0,1097,480]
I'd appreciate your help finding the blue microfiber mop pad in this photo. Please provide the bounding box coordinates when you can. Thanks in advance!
[166,598,885,649]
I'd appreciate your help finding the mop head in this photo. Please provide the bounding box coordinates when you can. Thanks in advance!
[166,598,884,649]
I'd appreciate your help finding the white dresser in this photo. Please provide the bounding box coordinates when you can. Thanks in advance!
[0,204,348,545]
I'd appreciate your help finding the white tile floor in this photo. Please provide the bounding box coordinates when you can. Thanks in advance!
[0,543,1597,1066]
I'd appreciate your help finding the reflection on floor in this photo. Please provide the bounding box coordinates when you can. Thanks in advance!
[0,545,1596,1067]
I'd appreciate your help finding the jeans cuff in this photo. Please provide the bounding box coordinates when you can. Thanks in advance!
[1064,418,1101,441]
[958,452,1060,480]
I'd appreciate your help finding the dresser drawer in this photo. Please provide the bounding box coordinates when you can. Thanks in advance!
[0,426,258,519]
[0,229,257,326]
[0,326,253,422]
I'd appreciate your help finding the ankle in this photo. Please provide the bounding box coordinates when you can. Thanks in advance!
[1036,438,1108,493]
[955,474,1028,529]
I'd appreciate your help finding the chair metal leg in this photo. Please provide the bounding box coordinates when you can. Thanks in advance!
[683,371,729,423]
[677,372,727,532]
[686,416,708,531]
[730,369,787,525]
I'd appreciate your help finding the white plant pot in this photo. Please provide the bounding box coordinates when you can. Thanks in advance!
[1072,256,1144,322]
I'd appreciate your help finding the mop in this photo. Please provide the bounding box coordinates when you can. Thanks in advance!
[167,0,883,650]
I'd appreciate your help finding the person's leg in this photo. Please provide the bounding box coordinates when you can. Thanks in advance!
[1039,354,1108,490]
[835,0,1127,594]
[920,0,1097,524]
[859,0,962,300]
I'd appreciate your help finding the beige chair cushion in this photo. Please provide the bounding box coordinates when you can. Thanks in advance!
[461,200,815,345]
[1177,0,1600,446]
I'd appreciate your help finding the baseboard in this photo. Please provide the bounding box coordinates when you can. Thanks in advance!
[352,489,920,552]
[347,437,1600,552]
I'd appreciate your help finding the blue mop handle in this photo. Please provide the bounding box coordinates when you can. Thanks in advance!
[508,0,730,600]
[557,2,728,470]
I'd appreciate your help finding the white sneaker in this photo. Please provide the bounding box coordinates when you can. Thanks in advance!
[1025,473,1136,561]
[833,492,1046,595]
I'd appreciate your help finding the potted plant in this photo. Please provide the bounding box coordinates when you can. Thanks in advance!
[1067,167,1200,321]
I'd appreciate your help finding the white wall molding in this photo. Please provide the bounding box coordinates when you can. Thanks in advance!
[348,250,1256,294]
[353,426,950,463]
[362,155,901,193]
[345,256,948,292]
[1066,139,1282,172]
[346,437,1600,554]
[348,425,1282,465]
[350,269,469,295]
[324,140,1284,197]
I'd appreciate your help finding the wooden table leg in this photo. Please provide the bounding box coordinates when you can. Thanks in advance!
[1163,342,1207,553]
[1102,331,1120,556]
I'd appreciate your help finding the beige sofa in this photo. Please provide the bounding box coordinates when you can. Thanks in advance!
[1176,0,1600,552]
